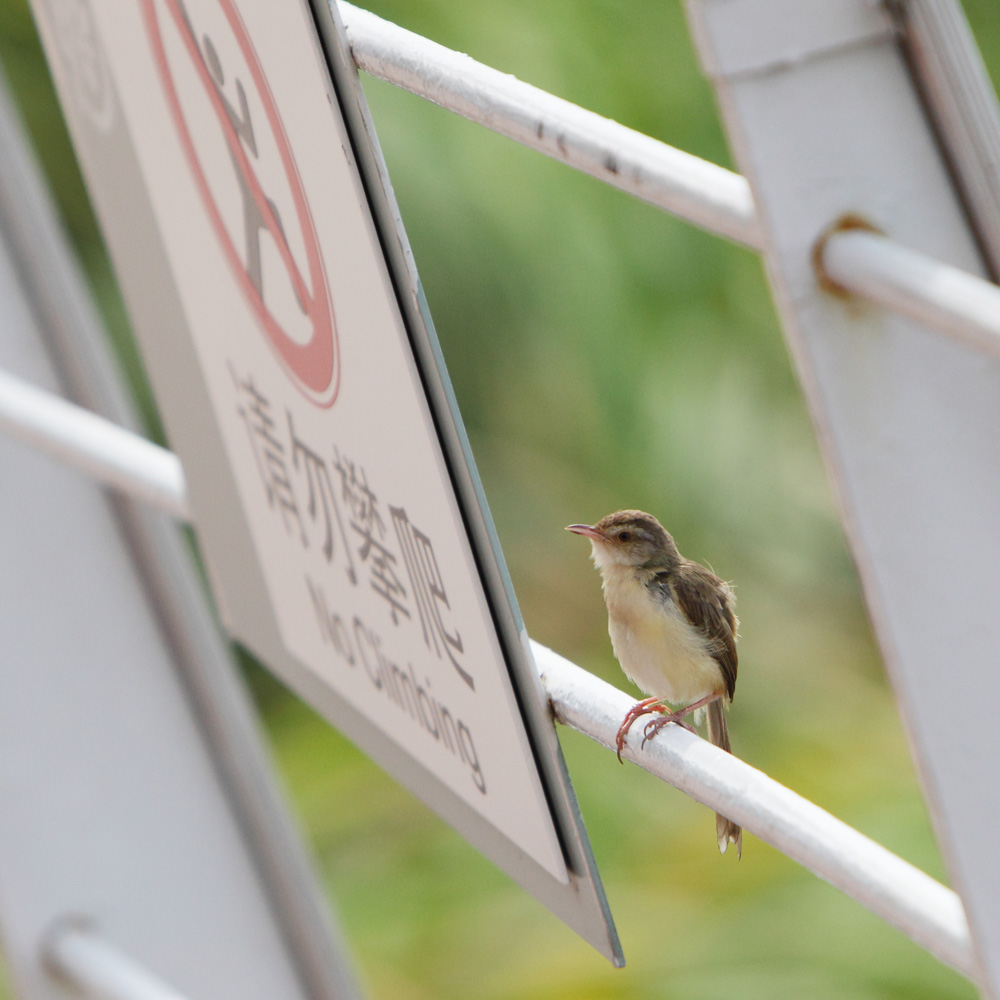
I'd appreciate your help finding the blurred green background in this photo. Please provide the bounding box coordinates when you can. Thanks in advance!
[1,0,998,997]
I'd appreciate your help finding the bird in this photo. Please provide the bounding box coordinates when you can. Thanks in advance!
[566,509,742,857]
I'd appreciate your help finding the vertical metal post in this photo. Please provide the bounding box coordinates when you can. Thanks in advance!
[0,72,361,1000]
[688,0,1000,993]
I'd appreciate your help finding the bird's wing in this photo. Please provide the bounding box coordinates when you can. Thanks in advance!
[662,562,738,701]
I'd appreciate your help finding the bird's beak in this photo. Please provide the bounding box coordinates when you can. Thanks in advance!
[566,523,602,540]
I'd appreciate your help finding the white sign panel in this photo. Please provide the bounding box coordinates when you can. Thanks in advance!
[103,0,564,877]
[28,0,622,961]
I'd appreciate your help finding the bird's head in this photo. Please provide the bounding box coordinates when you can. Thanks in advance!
[566,509,680,571]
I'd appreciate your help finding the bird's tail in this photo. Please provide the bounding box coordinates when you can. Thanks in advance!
[706,699,743,859]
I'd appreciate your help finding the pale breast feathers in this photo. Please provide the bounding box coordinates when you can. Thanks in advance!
[601,565,728,706]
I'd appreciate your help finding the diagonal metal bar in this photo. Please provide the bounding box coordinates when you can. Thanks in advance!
[339,2,1000,371]
[337,1,761,249]
[819,227,1000,360]
[0,381,975,980]
[4,9,991,976]
[0,366,190,520]
[44,922,191,1000]
[533,640,978,982]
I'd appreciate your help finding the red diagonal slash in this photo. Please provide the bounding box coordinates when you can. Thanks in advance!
[143,0,339,407]
[166,0,311,312]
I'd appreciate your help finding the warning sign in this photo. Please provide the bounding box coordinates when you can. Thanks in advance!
[28,0,621,962]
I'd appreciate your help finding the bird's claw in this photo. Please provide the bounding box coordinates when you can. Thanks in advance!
[614,729,628,764]
[614,698,664,762]
[641,713,696,749]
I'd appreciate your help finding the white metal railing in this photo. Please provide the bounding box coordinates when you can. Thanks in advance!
[538,645,973,977]
[44,921,191,1000]
[0,368,190,521]
[5,2,1000,989]
[340,1,1000,363]
[339,3,761,248]
[0,368,979,982]
[819,226,1000,360]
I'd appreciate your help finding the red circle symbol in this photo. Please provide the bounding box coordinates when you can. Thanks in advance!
[143,0,339,407]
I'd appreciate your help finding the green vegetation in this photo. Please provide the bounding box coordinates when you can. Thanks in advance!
[2,0,998,997]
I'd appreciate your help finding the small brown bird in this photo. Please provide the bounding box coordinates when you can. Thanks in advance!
[567,509,742,857]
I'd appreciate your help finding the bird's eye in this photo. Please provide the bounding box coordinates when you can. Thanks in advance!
[617,531,632,542]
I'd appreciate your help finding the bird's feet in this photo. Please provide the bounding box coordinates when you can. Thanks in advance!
[615,697,667,762]
[641,712,697,749]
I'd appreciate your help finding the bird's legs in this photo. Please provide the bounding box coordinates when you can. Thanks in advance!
[640,692,722,749]
[616,691,728,760]
[615,697,691,762]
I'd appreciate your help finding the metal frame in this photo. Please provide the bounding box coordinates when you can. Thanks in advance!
[3,0,1000,993]
[0,380,978,981]
[340,0,1000,358]
[688,0,1000,994]
[0,73,361,1000]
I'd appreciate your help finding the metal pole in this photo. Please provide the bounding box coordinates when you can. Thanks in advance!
[534,641,978,982]
[340,3,1000,371]
[0,367,190,520]
[337,2,761,249]
[687,0,1000,987]
[43,923,191,1000]
[0,392,977,979]
[819,226,1000,359]
[0,71,362,1000]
